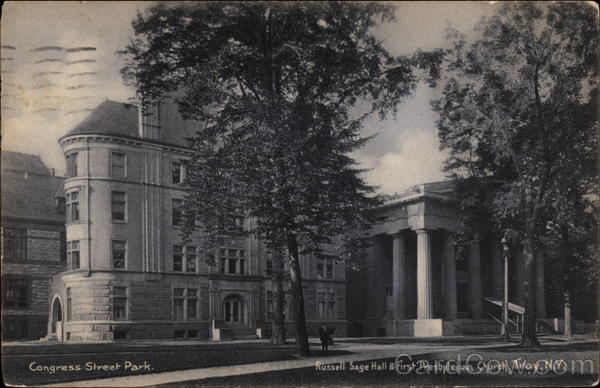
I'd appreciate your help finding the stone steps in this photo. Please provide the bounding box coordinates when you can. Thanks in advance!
[228,327,258,340]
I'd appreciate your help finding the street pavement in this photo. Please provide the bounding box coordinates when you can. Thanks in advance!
[2,335,597,387]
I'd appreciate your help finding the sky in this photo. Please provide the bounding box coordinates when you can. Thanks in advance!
[1,1,497,195]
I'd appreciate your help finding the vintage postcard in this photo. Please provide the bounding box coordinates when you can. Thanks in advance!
[1,1,598,387]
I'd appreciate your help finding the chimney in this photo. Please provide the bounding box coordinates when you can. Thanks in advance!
[50,168,55,176]
[138,97,161,140]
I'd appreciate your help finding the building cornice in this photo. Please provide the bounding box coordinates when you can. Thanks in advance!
[1,215,65,226]
[60,134,194,156]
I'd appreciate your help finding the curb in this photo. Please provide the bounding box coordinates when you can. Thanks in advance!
[41,342,523,387]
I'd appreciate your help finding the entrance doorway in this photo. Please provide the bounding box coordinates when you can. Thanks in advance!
[223,295,244,327]
[51,297,63,340]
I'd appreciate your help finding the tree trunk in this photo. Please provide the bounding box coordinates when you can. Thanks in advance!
[520,221,541,347]
[287,233,310,356]
[271,250,286,345]
[564,291,572,339]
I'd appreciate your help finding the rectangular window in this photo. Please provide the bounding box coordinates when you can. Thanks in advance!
[266,252,273,276]
[174,330,185,339]
[173,245,183,272]
[220,248,246,275]
[66,190,80,222]
[172,161,183,184]
[1,228,27,261]
[174,288,184,320]
[187,289,198,319]
[186,246,197,273]
[112,240,126,269]
[66,152,78,177]
[173,288,199,320]
[4,319,28,339]
[111,191,126,222]
[66,288,72,321]
[67,241,80,269]
[317,290,335,320]
[226,217,245,232]
[57,197,66,213]
[112,286,127,320]
[172,199,183,226]
[228,258,236,274]
[316,255,335,280]
[172,245,197,273]
[110,152,126,178]
[3,278,29,308]
[326,259,334,279]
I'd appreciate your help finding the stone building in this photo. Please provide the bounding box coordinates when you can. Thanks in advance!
[48,100,346,341]
[46,99,547,342]
[346,181,546,337]
[1,151,67,340]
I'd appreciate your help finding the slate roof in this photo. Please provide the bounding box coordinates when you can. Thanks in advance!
[64,100,139,139]
[1,152,65,223]
[1,151,52,175]
[62,99,201,148]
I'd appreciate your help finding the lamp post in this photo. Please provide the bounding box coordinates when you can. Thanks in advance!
[500,236,510,342]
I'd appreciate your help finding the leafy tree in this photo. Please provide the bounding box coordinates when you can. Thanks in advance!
[120,2,439,354]
[433,2,597,347]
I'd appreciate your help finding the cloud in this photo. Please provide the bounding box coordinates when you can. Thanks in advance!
[354,130,449,195]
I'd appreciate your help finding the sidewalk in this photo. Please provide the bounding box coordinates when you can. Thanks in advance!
[40,335,597,387]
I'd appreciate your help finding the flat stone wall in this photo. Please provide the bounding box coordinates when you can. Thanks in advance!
[56,272,214,341]
[1,223,66,340]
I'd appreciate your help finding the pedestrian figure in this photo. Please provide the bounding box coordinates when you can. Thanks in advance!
[319,324,331,354]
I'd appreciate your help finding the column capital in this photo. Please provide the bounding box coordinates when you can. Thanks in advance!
[389,231,404,239]
[414,228,430,235]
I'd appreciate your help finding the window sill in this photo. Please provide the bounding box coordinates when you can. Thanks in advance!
[112,220,128,224]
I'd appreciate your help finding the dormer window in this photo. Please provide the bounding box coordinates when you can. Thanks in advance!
[56,197,66,213]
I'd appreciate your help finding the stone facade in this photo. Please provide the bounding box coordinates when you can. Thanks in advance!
[46,100,548,342]
[345,181,547,337]
[48,100,347,341]
[1,152,67,340]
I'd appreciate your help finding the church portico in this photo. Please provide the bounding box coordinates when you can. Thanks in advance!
[346,181,536,338]
[381,228,457,337]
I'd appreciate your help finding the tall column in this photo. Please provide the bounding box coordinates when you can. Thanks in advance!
[443,232,457,320]
[490,240,503,299]
[468,237,482,319]
[514,251,526,306]
[392,233,406,320]
[535,248,546,318]
[416,229,433,319]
